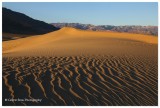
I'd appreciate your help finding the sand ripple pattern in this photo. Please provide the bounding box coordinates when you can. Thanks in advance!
[2,55,158,106]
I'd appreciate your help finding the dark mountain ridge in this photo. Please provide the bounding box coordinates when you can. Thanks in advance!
[2,7,59,40]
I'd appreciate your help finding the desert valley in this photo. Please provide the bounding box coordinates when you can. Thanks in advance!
[2,4,158,106]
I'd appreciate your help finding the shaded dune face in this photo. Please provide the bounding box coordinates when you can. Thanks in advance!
[2,28,158,106]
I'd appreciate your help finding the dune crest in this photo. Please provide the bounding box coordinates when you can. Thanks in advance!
[58,27,158,44]
[3,27,158,57]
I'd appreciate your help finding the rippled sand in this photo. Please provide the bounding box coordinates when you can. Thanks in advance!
[3,55,158,106]
[2,28,158,106]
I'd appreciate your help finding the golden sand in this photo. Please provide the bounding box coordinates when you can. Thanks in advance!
[2,27,158,105]
[3,27,157,56]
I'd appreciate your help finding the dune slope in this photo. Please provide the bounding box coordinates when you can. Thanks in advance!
[3,27,157,56]
[2,27,158,106]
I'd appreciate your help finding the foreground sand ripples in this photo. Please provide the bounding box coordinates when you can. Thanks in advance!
[2,55,157,106]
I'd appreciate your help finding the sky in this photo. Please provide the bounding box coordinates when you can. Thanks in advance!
[2,2,158,26]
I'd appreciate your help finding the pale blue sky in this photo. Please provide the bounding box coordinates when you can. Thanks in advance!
[3,2,158,26]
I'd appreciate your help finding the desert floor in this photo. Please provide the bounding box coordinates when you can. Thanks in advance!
[2,28,158,106]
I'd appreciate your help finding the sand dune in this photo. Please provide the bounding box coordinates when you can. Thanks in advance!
[3,27,157,56]
[2,27,158,106]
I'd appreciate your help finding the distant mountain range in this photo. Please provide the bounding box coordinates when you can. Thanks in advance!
[2,8,59,41]
[52,23,158,36]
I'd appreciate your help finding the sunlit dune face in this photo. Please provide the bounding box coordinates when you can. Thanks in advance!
[2,27,158,57]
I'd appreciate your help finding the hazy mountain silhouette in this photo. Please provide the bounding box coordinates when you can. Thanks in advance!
[2,7,59,40]
[52,23,158,36]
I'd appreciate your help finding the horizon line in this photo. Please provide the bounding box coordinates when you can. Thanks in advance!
[51,22,158,27]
